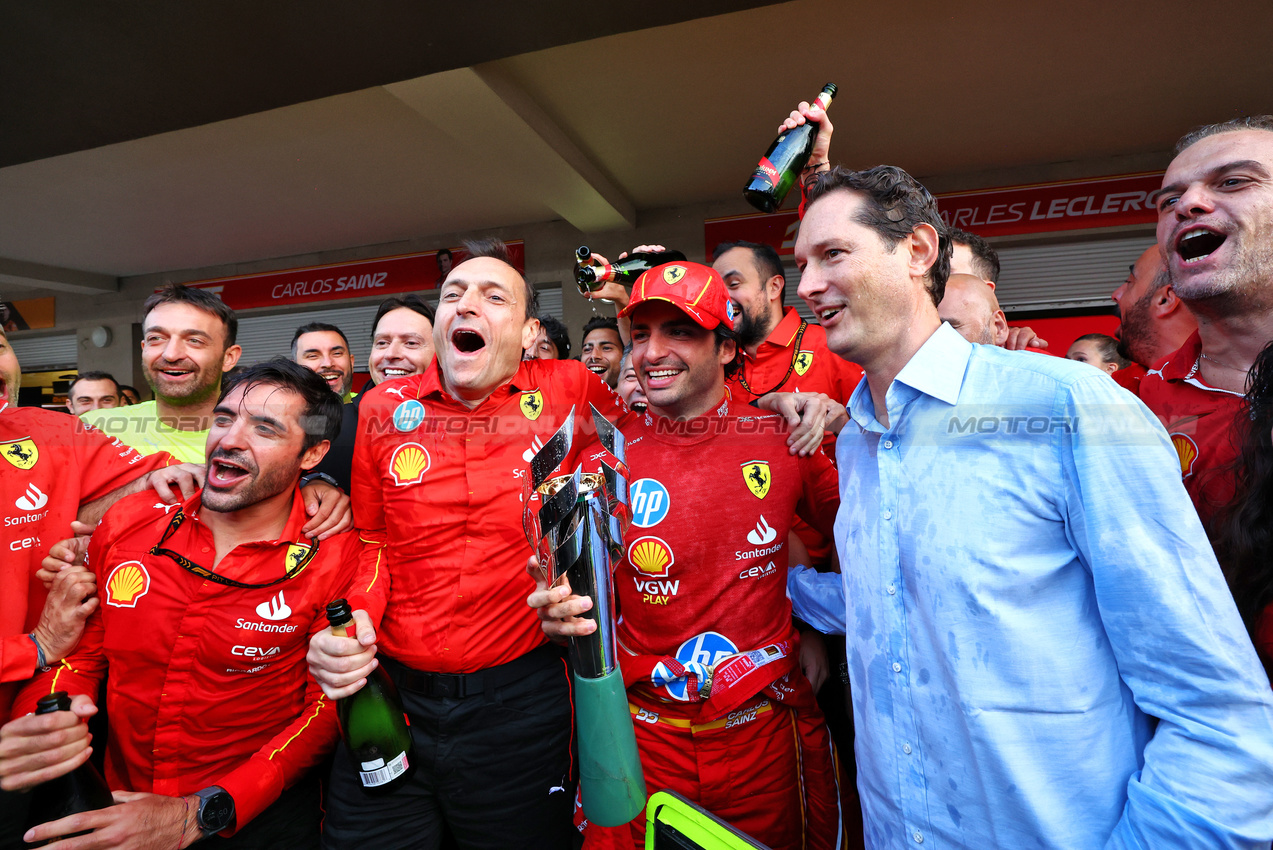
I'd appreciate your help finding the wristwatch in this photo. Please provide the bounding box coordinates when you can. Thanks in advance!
[193,786,235,835]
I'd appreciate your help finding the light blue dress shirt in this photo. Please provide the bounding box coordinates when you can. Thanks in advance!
[789,323,1273,849]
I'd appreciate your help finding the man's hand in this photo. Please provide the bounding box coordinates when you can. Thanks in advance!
[525,556,595,639]
[24,790,201,850]
[148,463,206,504]
[1004,326,1049,351]
[37,521,96,588]
[779,100,834,174]
[798,629,829,693]
[299,481,352,540]
[756,392,847,455]
[0,694,96,792]
[307,609,377,699]
[32,567,99,666]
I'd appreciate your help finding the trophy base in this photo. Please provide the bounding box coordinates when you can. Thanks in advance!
[575,668,647,827]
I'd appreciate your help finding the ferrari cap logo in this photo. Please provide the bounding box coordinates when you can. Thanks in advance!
[1,437,38,470]
[742,460,771,499]
[663,265,687,285]
[520,390,544,421]
[793,350,813,376]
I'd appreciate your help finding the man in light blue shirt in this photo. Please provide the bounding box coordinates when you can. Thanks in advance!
[787,164,1273,849]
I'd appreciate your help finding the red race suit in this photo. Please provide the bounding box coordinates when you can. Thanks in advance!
[1,403,169,720]
[347,358,620,672]
[1138,332,1245,529]
[13,489,374,834]
[578,397,845,850]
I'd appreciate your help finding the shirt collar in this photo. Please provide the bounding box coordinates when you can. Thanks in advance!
[846,323,969,430]
[762,307,804,349]
[183,484,313,547]
[1153,331,1203,381]
[418,358,532,400]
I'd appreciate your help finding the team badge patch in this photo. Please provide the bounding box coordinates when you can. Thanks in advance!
[520,390,543,421]
[105,561,151,608]
[627,536,675,578]
[742,460,771,499]
[663,265,687,285]
[390,442,431,486]
[1,437,38,470]
[1171,433,1198,479]
[793,350,814,376]
[285,543,310,572]
[392,400,426,432]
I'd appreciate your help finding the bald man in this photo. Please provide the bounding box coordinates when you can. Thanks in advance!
[1110,247,1197,393]
[939,273,1009,346]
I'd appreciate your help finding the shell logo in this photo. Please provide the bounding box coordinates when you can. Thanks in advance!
[105,561,151,608]
[1171,433,1198,479]
[628,536,675,578]
[390,442,431,486]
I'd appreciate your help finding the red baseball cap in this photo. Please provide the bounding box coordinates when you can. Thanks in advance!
[619,261,736,331]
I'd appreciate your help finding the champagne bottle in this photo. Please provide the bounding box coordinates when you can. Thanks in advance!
[24,692,114,839]
[743,83,837,214]
[325,599,416,794]
[574,248,688,293]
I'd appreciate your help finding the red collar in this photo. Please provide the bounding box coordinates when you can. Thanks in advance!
[1158,331,1204,382]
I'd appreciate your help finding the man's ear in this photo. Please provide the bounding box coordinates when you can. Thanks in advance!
[522,318,542,353]
[765,275,786,305]
[991,310,1010,347]
[222,345,243,372]
[1154,285,1184,318]
[907,224,941,282]
[300,439,331,471]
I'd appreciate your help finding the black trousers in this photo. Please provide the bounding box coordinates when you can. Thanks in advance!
[322,646,576,850]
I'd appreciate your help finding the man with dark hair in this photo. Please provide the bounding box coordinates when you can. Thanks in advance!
[1,358,371,850]
[580,316,623,387]
[292,322,355,401]
[65,371,121,415]
[788,162,1273,848]
[307,242,618,848]
[118,385,142,405]
[463,237,539,319]
[947,227,1001,286]
[84,284,242,463]
[435,247,453,282]
[1109,247,1197,393]
[1140,115,1273,528]
[529,314,571,360]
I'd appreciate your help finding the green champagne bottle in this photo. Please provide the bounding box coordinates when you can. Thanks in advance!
[325,599,415,795]
[24,692,114,840]
[743,83,837,214]
[574,248,688,294]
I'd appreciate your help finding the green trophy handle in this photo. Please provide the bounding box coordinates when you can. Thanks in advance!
[575,668,646,827]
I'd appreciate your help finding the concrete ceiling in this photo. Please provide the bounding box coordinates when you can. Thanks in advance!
[1,0,1271,296]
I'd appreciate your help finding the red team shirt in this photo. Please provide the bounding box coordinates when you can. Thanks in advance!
[1138,331,1245,528]
[0,403,169,719]
[13,490,373,833]
[725,307,863,410]
[349,358,620,674]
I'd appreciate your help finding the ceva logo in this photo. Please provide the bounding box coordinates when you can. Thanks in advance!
[256,591,292,621]
[16,483,48,511]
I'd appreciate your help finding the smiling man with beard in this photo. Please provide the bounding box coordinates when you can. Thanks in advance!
[307,237,620,849]
[1139,116,1273,528]
[1108,247,1196,394]
[2,359,371,850]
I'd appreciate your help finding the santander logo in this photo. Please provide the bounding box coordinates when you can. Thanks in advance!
[256,591,292,621]
[523,435,544,464]
[16,483,48,511]
[746,516,777,546]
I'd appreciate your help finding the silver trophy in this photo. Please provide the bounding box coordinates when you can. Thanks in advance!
[523,405,645,825]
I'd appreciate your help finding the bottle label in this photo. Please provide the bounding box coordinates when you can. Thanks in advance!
[816,91,834,110]
[359,751,409,787]
[752,157,780,188]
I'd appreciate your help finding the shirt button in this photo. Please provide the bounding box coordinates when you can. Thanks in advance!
[883,439,893,449]
[882,509,893,520]
[892,662,902,673]
[914,831,924,844]
[903,742,912,754]
[887,583,896,595]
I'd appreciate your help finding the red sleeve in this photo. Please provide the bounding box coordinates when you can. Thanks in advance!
[74,420,172,505]
[795,449,840,540]
[830,358,865,407]
[347,403,389,624]
[582,367,624,421]
[0,634,38,686]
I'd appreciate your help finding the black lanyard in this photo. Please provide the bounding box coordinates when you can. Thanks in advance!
[149,509,318,589]
[736,321,809,398]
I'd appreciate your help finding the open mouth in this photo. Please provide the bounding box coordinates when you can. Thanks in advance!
[157,366,195,380]
[319,371,344,386]
[451,328,486,354]
[208,456,251,487]
[380,367,413,378]
[585,363,608,375]
[644,367,682,389]
[631,400,648,413]
[1176,227,1226,264]
[817,307,842,323]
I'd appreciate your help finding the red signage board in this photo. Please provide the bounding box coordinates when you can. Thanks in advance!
[704,172,1165,255]
[185,241,525,311]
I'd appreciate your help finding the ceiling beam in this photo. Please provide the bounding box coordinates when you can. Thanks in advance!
[385,67,636,232]
[0,257,119,294]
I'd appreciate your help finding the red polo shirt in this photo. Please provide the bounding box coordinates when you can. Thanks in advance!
[1,404,169,720]
[1112,362,1148,395]
[348,358,621,674]
[1138,331,1246,529]
[13,489,371,833]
